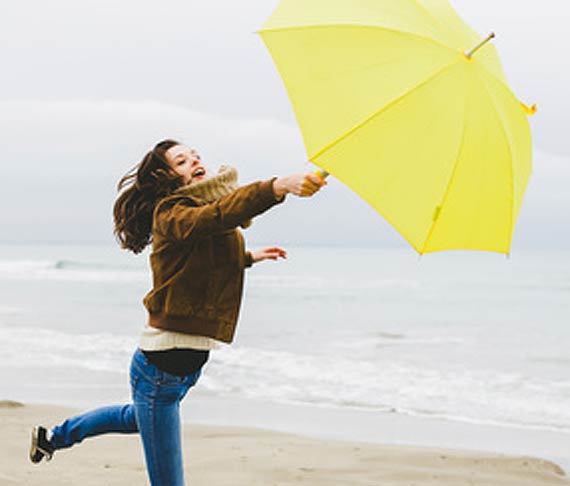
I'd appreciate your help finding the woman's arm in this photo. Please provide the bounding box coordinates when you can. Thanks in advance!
[249,247,287,265]
[156,173,326,243]
[272,173,327,198]
[155,178,282,241]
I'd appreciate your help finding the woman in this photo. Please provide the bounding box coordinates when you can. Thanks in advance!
[29,139,326,485]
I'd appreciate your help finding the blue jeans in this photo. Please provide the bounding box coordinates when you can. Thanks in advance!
[50,348,202,486]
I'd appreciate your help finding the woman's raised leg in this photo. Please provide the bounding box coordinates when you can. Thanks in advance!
[49,403,138,450]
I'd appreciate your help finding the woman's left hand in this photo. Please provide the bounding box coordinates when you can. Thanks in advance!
[251,247,287,264]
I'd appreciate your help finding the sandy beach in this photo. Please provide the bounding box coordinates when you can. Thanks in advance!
[1,401,568,486]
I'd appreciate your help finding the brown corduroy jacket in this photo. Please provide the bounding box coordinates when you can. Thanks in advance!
[142,178,285,343]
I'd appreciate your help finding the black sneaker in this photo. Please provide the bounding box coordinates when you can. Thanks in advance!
[29,426,55,464]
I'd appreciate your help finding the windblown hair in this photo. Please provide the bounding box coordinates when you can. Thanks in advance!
[113,139,184,254]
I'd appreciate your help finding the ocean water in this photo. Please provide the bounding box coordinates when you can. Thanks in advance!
[0,243,569,434]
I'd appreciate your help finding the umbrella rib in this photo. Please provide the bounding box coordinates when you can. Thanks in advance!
[476,68,516,254]
[420,64,470,255]
[476,62,528,116]
[409,0,448,33]
[259,24,457,56]
[309,58,462,162]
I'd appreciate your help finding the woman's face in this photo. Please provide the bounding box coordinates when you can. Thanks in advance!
[165,144,207,185]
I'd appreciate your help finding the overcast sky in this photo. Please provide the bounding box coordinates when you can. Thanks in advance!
[1,0,568,251]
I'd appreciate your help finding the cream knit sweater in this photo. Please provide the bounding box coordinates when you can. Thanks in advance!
[139,165,249,351]
[139,324,223,351]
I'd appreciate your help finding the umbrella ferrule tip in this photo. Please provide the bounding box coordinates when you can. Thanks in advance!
[465,32,496,59]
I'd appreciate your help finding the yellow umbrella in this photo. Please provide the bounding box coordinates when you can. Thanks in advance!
[259,0,536,255]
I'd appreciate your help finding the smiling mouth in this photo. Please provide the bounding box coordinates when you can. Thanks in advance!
[192,168,206,178]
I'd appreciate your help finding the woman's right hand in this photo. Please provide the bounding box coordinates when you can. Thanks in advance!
[273,172,327,199]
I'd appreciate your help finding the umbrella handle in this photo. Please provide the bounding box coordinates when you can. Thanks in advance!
[314,169,330,179]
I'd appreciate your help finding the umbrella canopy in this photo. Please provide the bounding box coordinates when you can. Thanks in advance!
[259,0,536,254]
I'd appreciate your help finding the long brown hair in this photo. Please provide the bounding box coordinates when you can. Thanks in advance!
[113,139,184,254]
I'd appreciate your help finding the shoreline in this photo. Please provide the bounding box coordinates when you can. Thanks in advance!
[1,400,569,485]
[5,384,570,472]
[179,394,570,473]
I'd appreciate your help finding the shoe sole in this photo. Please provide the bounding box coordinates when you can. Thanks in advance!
[29,426,53,464]
[29,426,44,463]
